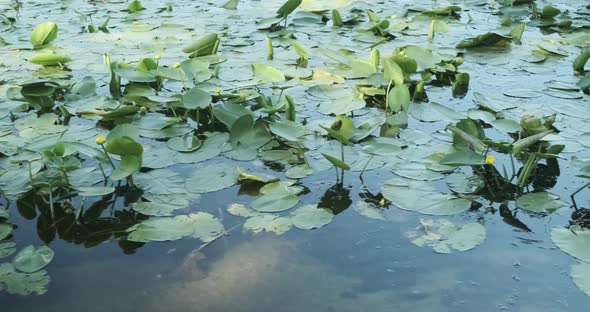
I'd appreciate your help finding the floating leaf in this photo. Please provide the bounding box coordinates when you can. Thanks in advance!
[551,226,590,263]
[439,150,485,166]
[183,88,212,109]
[456,32,512,49]
[185,163,239,193]
[127,212,223,243]
[0,263,50,295]
[354,201,386,221]
[76,186,115,197]
[251,193,299,212]
[167,135,202,152]
[405,219,486,254]
[244,214,292,235]
[131,201,187,217]
[446,173,484,194]
[13,245,54,273]
[382,179,471,215]
[290,205,334,230]
[516,192,568,214]
[571,262,590,296]
[0,242,17,258]
[0,224,12,240]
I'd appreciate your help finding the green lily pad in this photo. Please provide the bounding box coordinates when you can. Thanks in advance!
[354,201,386,221]
[503,88,542,98]
[167,135,202,152]
[127,212,224,243]
[185,163,239,193]
[571,262,590,297]
[382,179,471,215]
[76,186,115,197]
[516,192,568,214]
[0,263,50,296]
[446,173,484,194]
[290,205,334,230]
[405,219,486,253]
[251,193,299,212]
[227,203,261,218]
[243,214,293,235]
[0,224,12,240]
[0,207,8,219]
[0,242,17,258]
[13,245,54,273]
[183,87,212,109]
[131,201,187,217]
[551,226,590,263]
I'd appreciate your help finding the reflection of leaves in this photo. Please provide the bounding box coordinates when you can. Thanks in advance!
[319,184,352,215]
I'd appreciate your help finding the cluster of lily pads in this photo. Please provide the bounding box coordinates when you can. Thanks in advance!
[0,0,589,299]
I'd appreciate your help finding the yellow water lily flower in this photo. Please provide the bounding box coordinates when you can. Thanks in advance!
[214,87,221,93]
[95,135,106,145]
[173,62,181,68]
[154,54,161,60]
[485,155,495,165]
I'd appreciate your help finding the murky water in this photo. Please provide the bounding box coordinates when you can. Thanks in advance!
[1,0,590,311]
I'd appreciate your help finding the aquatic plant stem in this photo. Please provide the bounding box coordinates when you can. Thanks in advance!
[570,181,590,210]
[384,81,392,117]
[100,145,116,169]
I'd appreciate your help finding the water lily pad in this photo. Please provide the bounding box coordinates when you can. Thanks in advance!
[251,193,299,212]
[490,119,521,133]
[571,262,590,296]
[0,242,17,258]
[13,245,54,273]
[167,135,202,152]
[551,226,590,263]
[405,219,486,253]
[382,179,471,215]
[446,173,484,194]
[127,212,224,243]
[388,161,444,181]
[244,214,293,235]
[76,186,115,197]
[543,89,583,99]
[185,163,239,193]
[503,89,541,98]
[0,263,50,295]
[0,224,12,240]
[227,203,261,218]
[131,201,187,217]
[290,205,334,230]
[354,201,386,221]
[516,192,568,214]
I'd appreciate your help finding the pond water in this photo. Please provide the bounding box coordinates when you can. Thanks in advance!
[1,0,590,311]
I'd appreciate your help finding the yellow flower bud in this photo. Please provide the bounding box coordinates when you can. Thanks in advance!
[154,55,161,60]
[173,62,181,68]
[214,87,221,93]
[96,135,106,145]
[485,155,495,165]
